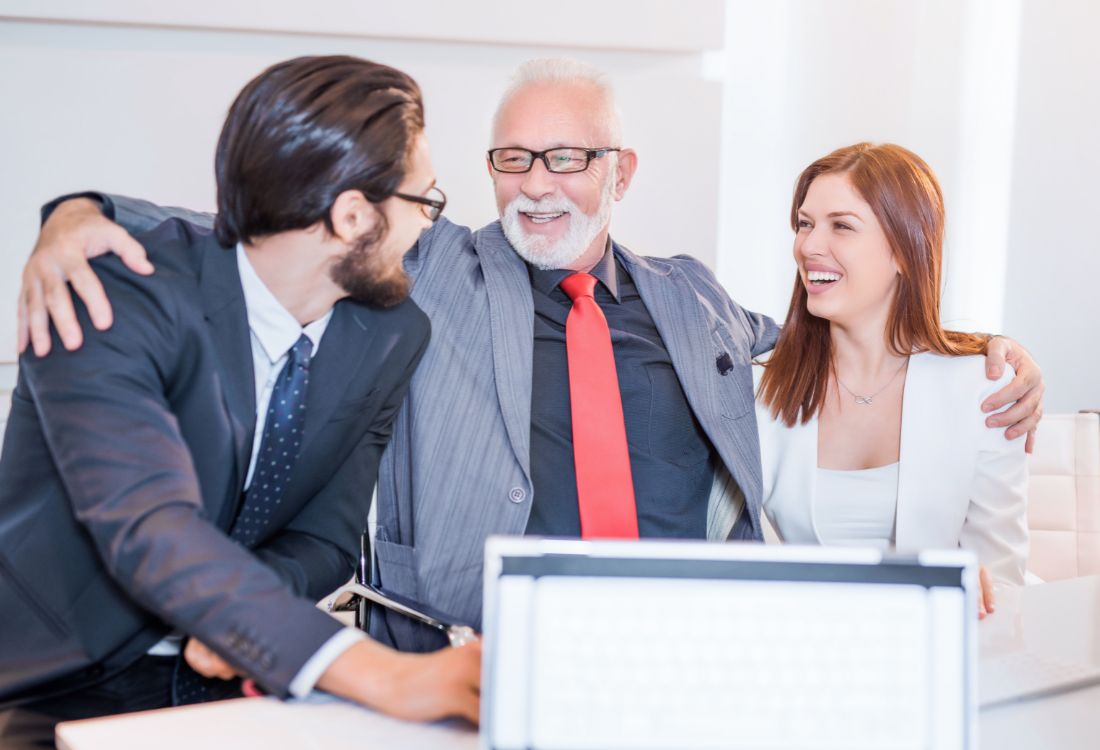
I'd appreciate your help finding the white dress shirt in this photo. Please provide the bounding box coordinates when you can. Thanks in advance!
[149,246,364,697]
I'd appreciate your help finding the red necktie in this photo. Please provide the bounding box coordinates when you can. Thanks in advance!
[560,272,639,539]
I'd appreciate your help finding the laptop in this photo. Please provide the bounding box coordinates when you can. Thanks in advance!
[480,537,977,750]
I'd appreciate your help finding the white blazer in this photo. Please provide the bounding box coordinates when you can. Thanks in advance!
[755,352,1029,584]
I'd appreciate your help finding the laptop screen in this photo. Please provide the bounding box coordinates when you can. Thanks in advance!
[482,539,976,750]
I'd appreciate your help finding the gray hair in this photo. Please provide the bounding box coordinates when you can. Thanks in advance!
[491,57,624,146]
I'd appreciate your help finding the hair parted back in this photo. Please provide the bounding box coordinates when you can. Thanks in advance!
[214,55,424,248]
[758,142,987,427]
[491,57,624,146]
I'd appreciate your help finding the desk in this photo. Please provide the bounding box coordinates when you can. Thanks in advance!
[979,574,1100,749]
[55,694,478,750]
[57,576,1100,750]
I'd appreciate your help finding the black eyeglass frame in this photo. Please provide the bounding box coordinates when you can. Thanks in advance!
[487,147,622,174]
[393,185,447,221]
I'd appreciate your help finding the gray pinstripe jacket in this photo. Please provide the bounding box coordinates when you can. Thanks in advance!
[373,218,779,649]
[102,198,779,651]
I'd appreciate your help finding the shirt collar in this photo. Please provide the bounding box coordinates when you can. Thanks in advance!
[236,244,333,364]
[527,237,621,303]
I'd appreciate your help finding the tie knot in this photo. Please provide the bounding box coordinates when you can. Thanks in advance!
[289,333,313,369]
[560,272,598,302]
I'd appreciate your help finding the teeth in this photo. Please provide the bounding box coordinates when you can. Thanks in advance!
[807,270,842,282]
[524,212,565,224]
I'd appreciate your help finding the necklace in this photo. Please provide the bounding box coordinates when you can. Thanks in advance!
[835,357,909,405]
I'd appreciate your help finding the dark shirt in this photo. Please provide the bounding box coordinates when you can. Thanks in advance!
[525,243,715,539]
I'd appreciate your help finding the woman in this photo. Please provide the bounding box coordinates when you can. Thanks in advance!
[755,143,1029,604]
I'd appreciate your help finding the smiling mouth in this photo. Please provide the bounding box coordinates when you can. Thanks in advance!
[523,211,567,224]
[807,270,842,286]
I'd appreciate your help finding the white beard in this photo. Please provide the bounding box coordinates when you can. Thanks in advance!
[500,172,616,270]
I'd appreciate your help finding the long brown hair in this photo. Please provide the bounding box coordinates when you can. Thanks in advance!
[758,142,987,426]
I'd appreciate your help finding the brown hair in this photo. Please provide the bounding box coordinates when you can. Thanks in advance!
[758,142,987,426]
[214,55,424,248]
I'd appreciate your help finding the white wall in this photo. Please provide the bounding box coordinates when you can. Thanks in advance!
[718,0,1019,328]
[717,0,1097,412]
[1002,0,1100,412]
[0,1,725,367]
[2,1,1096,413]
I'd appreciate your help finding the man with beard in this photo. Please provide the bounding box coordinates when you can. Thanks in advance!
[19,59,1044,657]
[0,55,481,745]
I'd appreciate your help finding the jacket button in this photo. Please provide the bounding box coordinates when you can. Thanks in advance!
[509,487,526,503]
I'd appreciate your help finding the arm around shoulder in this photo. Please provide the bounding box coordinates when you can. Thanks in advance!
[671,254,780,357]
[961,366,1030,585]
[42,191,215,235]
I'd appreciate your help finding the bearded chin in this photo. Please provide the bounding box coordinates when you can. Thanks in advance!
[330,239,411,308]
[501,217,588,270]
[501,179,616,270]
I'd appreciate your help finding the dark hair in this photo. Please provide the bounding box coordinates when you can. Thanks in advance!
[758,142,987,427]
[214,55,424,247]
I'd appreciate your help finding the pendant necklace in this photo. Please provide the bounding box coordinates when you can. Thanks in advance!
[835,357,909,405]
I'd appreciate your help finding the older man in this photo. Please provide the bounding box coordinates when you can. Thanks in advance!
[19,60,1043,656]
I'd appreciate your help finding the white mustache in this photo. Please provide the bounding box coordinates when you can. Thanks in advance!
[507,195,575,215]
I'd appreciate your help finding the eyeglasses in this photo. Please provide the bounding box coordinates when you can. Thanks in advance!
[393,185,447,221]
[487,147,621,174]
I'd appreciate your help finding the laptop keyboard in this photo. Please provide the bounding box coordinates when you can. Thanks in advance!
[527,576,937,750]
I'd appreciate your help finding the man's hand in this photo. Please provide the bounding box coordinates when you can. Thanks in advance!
[18,197,153,357]
[981,336,1045,453]
[978,566,996,620]
[184,637,239,680]
[318,637,481,724]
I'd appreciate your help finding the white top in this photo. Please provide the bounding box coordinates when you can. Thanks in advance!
[813,463,899,549]
[147,247,362,697]
[755,352,1029,585]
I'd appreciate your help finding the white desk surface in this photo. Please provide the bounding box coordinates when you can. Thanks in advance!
[978,574,1100,749]
[55,693,478,750]
[57,575,1100,750]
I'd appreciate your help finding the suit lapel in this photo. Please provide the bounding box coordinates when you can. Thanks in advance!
[619,247,717,416]
[300,304,374,449]
[894,353,922,551]
[778,415,820,543]
[620,244,762,538]
[473,222,534,483]
[199,240,256,509]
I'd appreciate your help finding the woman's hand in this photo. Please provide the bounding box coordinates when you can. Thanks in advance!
[978,565,996,620]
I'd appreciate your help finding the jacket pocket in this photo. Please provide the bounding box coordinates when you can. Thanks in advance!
[710,326,754,419]
[372,536,419,602]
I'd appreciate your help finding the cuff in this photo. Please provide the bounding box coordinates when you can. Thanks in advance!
[287,626,367,698]
[40,191,113,225]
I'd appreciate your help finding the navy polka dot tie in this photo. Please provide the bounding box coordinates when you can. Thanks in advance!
[230,333,313,546]
[172,333,313,705]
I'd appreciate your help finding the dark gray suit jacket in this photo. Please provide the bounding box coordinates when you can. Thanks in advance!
[61,196,779,654]
[0,217,429,701]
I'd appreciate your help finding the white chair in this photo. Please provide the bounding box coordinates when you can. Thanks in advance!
[1026,412,1100,581]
